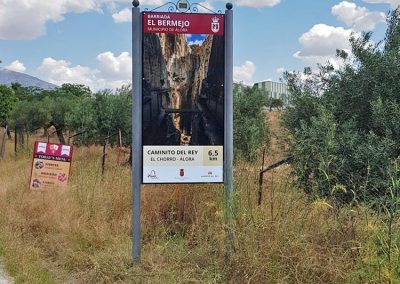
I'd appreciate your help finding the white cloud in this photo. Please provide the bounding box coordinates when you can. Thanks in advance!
[0,0,102,40]
[188,40,206,45]
[37,57,99,88]
[0,0,281,39]
[297,24,352,57]
[112,8,131,23]
[37,51,132,91]
[196,1,216,12]
[352,12,386,31]
[332,1,386,32]
[6,60,26,73]
[231,0,280,8]
[186,34,207,45]
[294,24,353,69]
[139,0,165,5]
[362,0,400,9]
[233,60,256,85]
[276,67,286,74]
[96,51,132,80]
[332,1,368,26]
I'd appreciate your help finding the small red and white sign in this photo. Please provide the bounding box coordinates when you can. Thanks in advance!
[143,12,224,35]
[29,142,73,190]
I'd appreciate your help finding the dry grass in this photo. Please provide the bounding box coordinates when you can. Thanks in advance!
[0,125,397,283]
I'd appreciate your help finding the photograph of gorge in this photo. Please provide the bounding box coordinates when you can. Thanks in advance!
[142,32,225,146]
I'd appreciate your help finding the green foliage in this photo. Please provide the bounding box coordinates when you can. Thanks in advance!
[58,83,91,98]
[67,86,132,146]
[283,9,400,205]
[65,96,98,145]
[0,85,17,127]
[9,99,50,131]
[7,83,133,146]
[233,84,269,162]
[10,83,42,101]
[93,90,129,145]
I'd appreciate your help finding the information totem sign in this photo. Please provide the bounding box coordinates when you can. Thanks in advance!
[29,141,73,190]
[142,11,225,184]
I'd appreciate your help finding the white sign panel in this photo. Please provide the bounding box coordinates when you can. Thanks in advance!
[143,146,223,183]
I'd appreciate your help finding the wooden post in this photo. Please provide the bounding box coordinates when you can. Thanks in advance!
[258,148,266,205]
[101,142,106,176]
[0,125,8,159]
[14,126,17,160]
[258,156,293,206]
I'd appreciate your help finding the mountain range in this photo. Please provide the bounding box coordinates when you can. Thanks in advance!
[0,68,57,90]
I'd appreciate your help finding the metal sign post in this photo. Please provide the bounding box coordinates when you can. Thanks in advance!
[132,0,142,264]
[131,0,233,264]
[224,2,234,260]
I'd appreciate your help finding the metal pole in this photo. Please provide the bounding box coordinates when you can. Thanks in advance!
[224,2,234,261]
[132,0,142,264]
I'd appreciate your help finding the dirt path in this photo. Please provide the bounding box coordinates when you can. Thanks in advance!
[0,262,12,284]
[266,111,288,162]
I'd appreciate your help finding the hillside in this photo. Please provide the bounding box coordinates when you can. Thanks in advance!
[0,68,56,90]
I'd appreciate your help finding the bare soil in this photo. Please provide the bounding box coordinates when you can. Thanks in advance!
[0,262,13,284]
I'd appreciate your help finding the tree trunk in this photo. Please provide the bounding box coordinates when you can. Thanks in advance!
[17,126,24,145]
[55,127,65,145]
[6,127,11,139]
[42,126,50,138]
[0,125,8,158]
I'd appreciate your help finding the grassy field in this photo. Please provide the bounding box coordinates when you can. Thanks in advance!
[0,117,399,283]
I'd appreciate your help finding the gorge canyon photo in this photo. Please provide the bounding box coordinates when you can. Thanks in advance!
[142,32,225,146]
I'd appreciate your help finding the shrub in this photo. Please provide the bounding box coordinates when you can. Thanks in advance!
[233,84,269,162]
[283,9,400,205]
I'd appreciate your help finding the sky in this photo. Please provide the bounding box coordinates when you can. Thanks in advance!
[0,0,399,91]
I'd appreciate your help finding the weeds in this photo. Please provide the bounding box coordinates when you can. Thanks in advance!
[0,132,400,283]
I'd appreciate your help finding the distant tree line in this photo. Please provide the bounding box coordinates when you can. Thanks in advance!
[0,83,132,147]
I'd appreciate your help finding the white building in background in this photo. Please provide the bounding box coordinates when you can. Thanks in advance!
[253,80,290,105]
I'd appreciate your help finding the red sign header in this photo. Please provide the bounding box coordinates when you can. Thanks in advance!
[143,12,224,35]
[33,141,73,159]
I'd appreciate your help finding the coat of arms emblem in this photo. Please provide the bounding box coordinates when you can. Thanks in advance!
[211,17,220,33]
